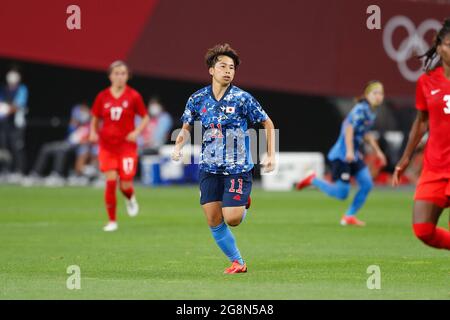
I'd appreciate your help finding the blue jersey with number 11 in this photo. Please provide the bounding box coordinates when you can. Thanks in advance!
[181,85,268,175]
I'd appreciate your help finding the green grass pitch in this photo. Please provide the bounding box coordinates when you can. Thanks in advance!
[0,185,448,299]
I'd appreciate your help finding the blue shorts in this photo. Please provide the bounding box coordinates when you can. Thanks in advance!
[329,159,366,183]
[199,170,252,207]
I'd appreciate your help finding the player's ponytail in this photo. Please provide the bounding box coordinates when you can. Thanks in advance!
[419,17,450,71]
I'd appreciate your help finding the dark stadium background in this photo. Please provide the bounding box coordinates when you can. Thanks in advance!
[0,0,449,172]
[0,59,341,171]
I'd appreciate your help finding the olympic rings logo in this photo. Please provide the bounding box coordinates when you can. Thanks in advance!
[383,16,442,82]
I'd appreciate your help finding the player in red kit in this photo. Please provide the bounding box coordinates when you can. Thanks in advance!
[89,61,149,232]
[393,18,450,250]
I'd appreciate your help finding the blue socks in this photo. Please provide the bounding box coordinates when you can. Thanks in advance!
[312,178,351,200]
[345,167,373,216]
[311,167,373,216]
[210,221,244,265]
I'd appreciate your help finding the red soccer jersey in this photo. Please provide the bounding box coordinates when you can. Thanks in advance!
[91,85,147,152]
[416,66,450,173]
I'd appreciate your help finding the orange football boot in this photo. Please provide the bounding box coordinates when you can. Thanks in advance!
[295,172,316,190]
[224,260,247,274]
[340,215,366,227]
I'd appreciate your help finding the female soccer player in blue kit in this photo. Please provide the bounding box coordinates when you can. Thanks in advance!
[172,44,276,274]
[295,81,386,226]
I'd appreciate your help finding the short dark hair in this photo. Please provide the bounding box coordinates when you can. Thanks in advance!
[205,43,240,69]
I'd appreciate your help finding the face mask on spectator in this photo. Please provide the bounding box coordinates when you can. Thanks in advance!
[6,71,21,87]
[149,103,162,117]
[78,110,90,124]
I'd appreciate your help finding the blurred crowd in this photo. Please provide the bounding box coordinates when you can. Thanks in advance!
[0,67,174,187]
[0,66,425,187]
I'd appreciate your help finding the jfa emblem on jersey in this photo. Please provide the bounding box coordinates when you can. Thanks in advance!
[122,100,129,108]
[225,106,235,114]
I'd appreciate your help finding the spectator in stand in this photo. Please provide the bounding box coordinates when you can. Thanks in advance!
[23,103,91,186]
[138,97,173,155]
[0,67,29,182]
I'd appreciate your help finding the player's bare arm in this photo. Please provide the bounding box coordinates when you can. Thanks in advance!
[89,115,100,143]
[172,123,192,161]
[364,133,387,166]
[261,118,276,173]
[126,114,150,142]
[392,110,429,186]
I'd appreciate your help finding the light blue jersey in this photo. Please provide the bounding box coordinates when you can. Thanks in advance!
[328,100,377,162]
[181,85,268,174]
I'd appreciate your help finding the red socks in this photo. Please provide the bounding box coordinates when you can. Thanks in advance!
[105,180,117,222]
[413,223,450,250]
[104,180,135,222]
[120,186,134,200]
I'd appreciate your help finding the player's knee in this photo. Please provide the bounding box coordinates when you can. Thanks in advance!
[225,216,241,227]
[105,171,118,180]
[336,191,349,200]
[413,223,435,244]
[336,184,351,200]
[119,180,132,190]
[360,179,373,192]
[206,216,223,228]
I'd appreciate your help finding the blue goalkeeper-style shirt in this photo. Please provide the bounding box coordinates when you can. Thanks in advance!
[328,100,377,162]
[181,84,268,175]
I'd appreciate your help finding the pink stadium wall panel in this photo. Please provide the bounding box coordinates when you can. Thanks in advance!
[0,0,448,96]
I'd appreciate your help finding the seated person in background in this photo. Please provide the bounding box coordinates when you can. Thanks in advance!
[137,97,173,155]
[67,143,100,186]
[23,103,91,186]
[0,68,29,182]
[66,136,99,186]
[0,149,12,179]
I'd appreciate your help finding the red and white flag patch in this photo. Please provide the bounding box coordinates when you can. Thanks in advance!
[225,106,235,114]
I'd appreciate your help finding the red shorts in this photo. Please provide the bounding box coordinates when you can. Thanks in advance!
[414,167,450,208]
[98,147,138,181]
